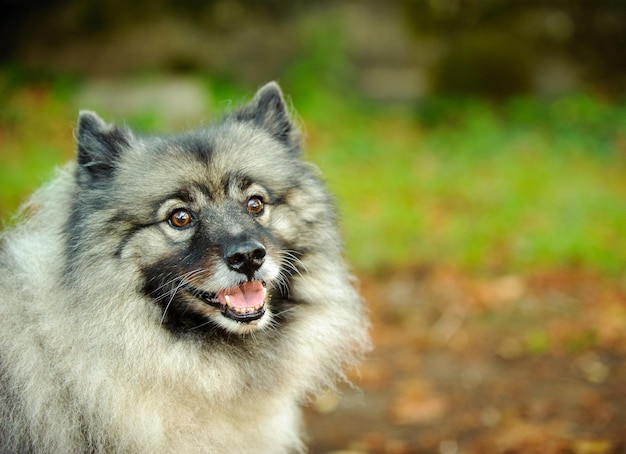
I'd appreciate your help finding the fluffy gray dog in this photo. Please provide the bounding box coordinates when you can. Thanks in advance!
[0,82,369,453]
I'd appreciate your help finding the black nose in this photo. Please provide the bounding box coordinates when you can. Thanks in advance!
[224,239,266,277]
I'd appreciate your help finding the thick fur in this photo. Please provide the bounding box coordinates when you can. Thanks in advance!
[0,82,369,453]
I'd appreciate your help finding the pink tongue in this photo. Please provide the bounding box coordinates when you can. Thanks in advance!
[218,281,265,308]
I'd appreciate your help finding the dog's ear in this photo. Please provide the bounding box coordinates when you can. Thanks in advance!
[76,111,133,184]
[237,82,300,150]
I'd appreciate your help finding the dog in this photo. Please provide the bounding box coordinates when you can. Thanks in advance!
[0,82,369,453]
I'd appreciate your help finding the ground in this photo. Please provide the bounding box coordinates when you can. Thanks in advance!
[305,268,626,454]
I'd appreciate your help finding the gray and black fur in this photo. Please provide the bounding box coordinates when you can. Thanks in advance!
[0,82,369,453]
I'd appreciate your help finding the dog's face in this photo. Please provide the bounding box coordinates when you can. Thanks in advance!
[70,83,333,336]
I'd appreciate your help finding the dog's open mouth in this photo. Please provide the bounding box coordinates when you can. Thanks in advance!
[189,281,267,323]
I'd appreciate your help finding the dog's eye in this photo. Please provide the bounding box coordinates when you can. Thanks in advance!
[168,209,194,229]
[246,196,264,216]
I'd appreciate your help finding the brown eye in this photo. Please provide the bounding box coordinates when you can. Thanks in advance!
[168,209,193,229]
[246,196,264,216]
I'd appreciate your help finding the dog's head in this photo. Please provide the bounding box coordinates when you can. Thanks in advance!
[70,82,337,336]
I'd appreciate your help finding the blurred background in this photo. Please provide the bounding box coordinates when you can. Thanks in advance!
[1,1,625,452]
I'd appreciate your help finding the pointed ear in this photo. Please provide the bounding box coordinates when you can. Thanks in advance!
[76,110,133,184]
[236,82,300,148]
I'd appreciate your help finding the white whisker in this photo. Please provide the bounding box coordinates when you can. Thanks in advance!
[280,250,307,276]
[153,268,207,324]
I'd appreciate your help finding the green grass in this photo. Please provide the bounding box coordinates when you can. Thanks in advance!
[1,71,625,275]
[0,80,77,219]
[305,94,626,275]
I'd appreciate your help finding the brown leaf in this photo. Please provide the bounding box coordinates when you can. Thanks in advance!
[389,379,449,425]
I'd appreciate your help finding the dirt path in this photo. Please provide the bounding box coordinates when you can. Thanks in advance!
[305,268,626,453]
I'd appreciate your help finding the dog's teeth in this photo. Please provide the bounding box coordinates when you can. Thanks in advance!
[224,295,231,307]
[262,287,267,299]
